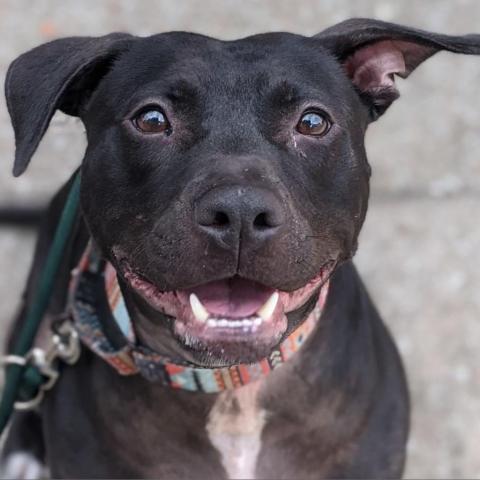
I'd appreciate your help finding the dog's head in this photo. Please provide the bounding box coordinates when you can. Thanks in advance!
[6,19,480,367]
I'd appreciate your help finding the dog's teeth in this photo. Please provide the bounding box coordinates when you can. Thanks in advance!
[257,292,279,321]
[204,316,264,330]
[190,293,210,322]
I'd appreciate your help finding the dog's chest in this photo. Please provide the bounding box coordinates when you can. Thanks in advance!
[206,382,266,479]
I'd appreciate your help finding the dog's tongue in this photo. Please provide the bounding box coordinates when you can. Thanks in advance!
[188,277,274,318]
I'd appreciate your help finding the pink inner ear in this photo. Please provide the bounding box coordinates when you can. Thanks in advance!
[345,40,407,92]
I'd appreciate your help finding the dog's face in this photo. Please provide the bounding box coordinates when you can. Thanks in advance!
[80,33,370,365]
[6,20,480,366]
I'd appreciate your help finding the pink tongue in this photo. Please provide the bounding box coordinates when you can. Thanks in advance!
[189,278,274,318]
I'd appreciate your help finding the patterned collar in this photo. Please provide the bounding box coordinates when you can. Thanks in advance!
[69,244,329,393]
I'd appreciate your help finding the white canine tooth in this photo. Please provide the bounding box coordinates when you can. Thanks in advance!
[207,319,217,327]
[257,292,279,321]
[242,319,252,327]
[189,293,210,322]
[253,317,262,326]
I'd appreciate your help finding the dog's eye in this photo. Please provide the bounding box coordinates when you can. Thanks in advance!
[296,111,330,136]
[133,109,170,134]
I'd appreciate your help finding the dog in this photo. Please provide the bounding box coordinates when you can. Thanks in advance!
[1,18,479,479]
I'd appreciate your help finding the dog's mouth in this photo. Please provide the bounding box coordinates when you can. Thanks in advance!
[116,256,335,361]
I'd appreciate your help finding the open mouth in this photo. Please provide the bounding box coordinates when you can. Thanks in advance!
[119,258,335,354]
[185,277,280,340]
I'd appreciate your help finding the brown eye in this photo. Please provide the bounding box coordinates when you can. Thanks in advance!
[296,111,330,136]
[133,109,170,134]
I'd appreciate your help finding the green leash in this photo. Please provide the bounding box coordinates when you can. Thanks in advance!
[0,172,81,435]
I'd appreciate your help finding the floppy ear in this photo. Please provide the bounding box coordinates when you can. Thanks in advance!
[5,33,133,177]
[315,18,480,119]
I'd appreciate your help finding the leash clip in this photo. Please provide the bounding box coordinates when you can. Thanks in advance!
[0,316,81,411]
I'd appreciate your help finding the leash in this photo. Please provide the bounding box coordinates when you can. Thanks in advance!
[0,171,81,436]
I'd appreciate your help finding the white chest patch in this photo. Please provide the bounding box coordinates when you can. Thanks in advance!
[206,382,266,479]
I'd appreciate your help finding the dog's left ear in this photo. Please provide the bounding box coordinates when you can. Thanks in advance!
[315,18,480,119]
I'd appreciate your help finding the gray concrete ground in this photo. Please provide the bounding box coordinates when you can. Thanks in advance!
[0,0,479,477]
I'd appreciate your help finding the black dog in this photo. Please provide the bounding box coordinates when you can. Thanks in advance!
[1,18,479,479]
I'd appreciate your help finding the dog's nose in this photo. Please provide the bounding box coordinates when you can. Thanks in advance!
[195,186,285,246]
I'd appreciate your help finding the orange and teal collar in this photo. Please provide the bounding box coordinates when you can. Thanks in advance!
[69,244,329,393]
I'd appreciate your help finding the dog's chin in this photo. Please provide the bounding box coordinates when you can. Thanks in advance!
[116,259,335,367]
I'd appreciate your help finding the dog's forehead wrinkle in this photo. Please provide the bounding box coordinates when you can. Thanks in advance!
[110,32,345,95]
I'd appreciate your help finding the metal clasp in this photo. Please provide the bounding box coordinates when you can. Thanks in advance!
[0,316,81,411]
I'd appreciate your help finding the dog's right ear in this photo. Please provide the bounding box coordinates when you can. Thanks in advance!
[5,33,133,177]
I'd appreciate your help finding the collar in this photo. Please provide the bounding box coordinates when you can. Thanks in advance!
[69,243,329,393]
